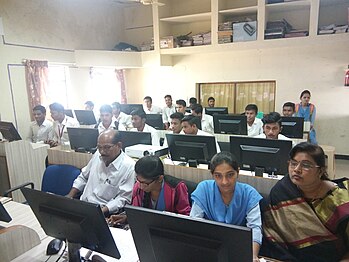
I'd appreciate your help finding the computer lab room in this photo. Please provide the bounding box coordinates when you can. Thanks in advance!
[0,0,349,261]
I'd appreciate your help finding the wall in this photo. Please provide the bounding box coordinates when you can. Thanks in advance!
[125,40,349,155]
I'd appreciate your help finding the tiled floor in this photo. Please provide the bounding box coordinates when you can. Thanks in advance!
[335,159,348,179]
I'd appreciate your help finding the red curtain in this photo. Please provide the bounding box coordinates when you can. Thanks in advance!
[25,60,49,120]
[115,69,127,104]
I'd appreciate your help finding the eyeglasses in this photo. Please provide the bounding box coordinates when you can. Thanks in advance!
[136,177,158,186]
[288,160,320,171]
[97,144,116,151]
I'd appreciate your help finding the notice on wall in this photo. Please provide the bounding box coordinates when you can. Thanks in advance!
[0,17,4,35]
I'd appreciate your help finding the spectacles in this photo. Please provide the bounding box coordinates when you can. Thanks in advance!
[136,177,158,186]
[288,160,320,171]
[97,144,116,151]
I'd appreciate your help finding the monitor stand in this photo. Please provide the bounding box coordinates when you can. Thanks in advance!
[67,241,81,262]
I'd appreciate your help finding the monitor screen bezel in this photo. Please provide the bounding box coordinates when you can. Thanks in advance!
[67,127,99,152]
[145,114,164,130]
[213,114,247,135]
[118,130,152,150]
[280,116,304,139]
[119,104,143,115]
[74,110,97,125]
[204,107,229,116]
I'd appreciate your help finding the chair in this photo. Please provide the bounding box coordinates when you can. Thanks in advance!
[41,164,81,196]
[164,175,198,206]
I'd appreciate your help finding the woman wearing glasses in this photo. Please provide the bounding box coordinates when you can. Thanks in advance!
[108,155,191,225]
[262,142,349,262]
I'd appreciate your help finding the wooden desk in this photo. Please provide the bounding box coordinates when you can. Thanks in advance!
[47,146,92,169]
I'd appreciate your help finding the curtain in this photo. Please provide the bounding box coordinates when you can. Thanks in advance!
[199,83,235,113]
[115,69,127,104]
[25,60,49,120]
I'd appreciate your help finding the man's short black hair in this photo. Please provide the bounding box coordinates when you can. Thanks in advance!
[131,109,146,119]
[176,99,186,107]
[283,102,295,111]
[189,97,197,105]
[111,102,121,110]
[33,105,46,114]
[191,103,203,114]
[143,96,152,103]
[164,95,172,100]
[207,97,215,102]
[84,101,94,107]
[245,104,258,114]
[100,104,113,114]
[170,112,184,121]
[262,112,282,127]
[181,115,200,127]
[49,102,65,113]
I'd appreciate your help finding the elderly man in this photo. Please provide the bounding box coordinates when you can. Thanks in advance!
[67,129,135,215]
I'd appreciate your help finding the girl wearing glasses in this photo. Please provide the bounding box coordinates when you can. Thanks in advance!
[262,142,349,262]
[108,155,191,225]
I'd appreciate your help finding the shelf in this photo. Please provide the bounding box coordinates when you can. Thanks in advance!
[159,12,211,23]
[320,0,349,6]
[219,6,258,16]
[266,0,311,12]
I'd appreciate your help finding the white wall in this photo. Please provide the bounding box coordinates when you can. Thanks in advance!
[125,41,349,155]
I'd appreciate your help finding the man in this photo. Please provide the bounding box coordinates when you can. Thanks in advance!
[27,105,53,143]
[245,104,263,137]
[48,102,80,146]
[191,104,214,134]
[255,112,291,142]
[130,109,160,146]
[282,102,295,117]
[162,95,176,130]
[112,102,132,130]
[175,99,188,115]
[97,104,125,133]
[162,112,184,147]
[84,101,94,111]
[181,115,220,152]
[143,96,162,114]
[67,129,135,215]
[207,97,215,108]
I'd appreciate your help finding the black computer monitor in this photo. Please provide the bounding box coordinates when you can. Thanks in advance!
[0,121,22,141]
[0,202,12,223]
[205,107,228,116]
[230,136,292,175]
[74,110,97,125]
[67,127,99,153]
[125,205,252,262]
[21,187,121,261]
[145,114,164,130]
[119,104,143,115]
[166,133,217,164]
[64,109,74,118]
[280,116,304,139]
[118,131,152,150]
[213,114,247,135]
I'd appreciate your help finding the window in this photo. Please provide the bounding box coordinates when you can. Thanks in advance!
[47,65,70,107]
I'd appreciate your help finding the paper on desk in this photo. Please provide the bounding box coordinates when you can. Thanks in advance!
[80,227,139,262]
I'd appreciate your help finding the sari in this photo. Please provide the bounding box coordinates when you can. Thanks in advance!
[262,175,349,262]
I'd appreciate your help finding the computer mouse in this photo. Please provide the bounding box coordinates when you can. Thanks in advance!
[46,238,63,255]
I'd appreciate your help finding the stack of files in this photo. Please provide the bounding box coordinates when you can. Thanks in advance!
[265,28,285,39]
[285,30,308,38]
[203,32,212,45]
[334,25,348,34]
[218,21,233,31]
[179,39,193,47]
[192,33,204,46]
[318,24,335,35]
[218,30,233,43]
[265,19,292,39]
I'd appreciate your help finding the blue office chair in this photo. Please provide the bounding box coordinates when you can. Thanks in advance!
[41,164,81,196]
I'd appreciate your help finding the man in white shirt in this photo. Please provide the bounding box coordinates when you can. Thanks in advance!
[143,96,162,114]
[282,102,296,117]
[130,109,160,146]
[97,104,125,133]
[207,97,215,108]
[162,112,185,147]
[175,99,189,115]
[48,102,80,147]
[181,115,220,153]
[67,129,135,215]
[162,95,176,129]
[27,105,53,143]
[112,102,132,130]
[191,104,214,134]
[245,104,263,137]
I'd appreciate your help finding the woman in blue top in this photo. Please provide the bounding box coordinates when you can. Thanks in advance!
[296,90,317,144]
[190,151,263,261]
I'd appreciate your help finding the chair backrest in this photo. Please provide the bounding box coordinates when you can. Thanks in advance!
[164,175,198,206]
[41,164,81,196]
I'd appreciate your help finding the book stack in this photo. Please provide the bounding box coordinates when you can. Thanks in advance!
[265,19,292,39]
[318,24,348,35]
[334,25,348,34]
[203,32,212,45]
[140,38,154,51]
[192,31,211,46]
[285,30,308,38]
[218,21,233,44]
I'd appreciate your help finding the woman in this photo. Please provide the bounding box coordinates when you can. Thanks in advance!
[262,142,349,262]
[295,90,317,144]
[190,151,263,261]
[108,155,191,225]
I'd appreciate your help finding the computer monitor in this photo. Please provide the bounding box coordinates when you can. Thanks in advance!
[119,104,143,115]
[118,131,152,150]
[74,110,97,125]
[230,136,292,175]
[21,187,121,261]
[280,116,304,139]
[64,109,74,118]
[213,114,247,135]
[0,202,12,223]
[145,114,164,130]
[0,121,22,141]
[166,133,217,164]
[205,107,228,116]
[125,205,252,262]
[67,127,99,153]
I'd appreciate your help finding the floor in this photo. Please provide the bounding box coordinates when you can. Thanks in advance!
[334,159,348,179]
